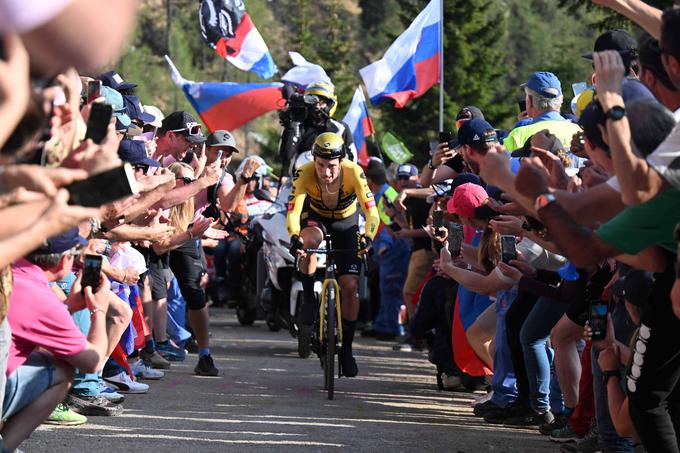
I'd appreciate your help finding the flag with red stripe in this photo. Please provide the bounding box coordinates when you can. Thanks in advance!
[342,87,375,165]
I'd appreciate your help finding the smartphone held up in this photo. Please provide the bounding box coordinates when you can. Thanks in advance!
[81,254,103,293]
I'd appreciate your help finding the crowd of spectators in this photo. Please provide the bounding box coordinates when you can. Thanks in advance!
[355,2,680,452]
[2,0,680,453]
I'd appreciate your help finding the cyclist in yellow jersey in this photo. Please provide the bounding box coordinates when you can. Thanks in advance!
[286,132,379,377]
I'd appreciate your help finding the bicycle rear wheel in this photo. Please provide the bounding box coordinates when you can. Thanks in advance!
[324,284,336,400]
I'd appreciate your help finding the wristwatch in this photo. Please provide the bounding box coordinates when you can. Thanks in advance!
[427,159,436,170]
[602,370,620,385]
[604,106,626,121]
[534,193,556,212]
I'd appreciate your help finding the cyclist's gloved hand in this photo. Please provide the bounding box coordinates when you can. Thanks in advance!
[289,235,304,257]
[359,235,373,255]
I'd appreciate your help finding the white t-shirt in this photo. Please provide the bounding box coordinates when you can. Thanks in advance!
[0,0,74,33]
[646,108,680,189]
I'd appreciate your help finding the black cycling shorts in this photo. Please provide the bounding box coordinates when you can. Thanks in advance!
[169,239,207,311]
[300,209,361,276]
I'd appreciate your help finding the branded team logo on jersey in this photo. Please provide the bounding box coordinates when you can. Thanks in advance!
[365,199,376,209]
[293,169,301,181]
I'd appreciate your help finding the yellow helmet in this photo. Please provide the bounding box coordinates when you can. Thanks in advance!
[312,132,345,159]
[574,88,595,118]
[305,81,337,117]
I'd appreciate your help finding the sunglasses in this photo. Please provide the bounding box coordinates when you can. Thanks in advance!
[176,176,195,184]
[171,124,202,136]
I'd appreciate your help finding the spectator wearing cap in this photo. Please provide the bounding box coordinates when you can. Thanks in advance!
[201,130,262,306]
[4,229,131,451]
[637,32,680,117]
[391,163,434,322]
[503,72,582,155]
[155,111,207,164]
[118,138,160,178]
[100,86,132,132]
[584,29,655,103]
[421,107,483,187]
[100,70,137,95]
[438,183,521,413]
[595,9,680,208]
[363,159,411,340]
[457,118,500,175]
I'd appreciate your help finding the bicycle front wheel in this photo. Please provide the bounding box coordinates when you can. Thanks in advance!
[324,283,336,400]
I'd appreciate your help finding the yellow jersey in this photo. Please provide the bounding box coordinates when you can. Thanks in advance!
[286,160,380,240]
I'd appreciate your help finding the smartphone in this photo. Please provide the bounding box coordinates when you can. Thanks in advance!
[589,300,608,340]
[66,164,138,207]
[433,210,444,238]
[500,235,517,264]
[447,222,464,257]
[87,80,102,104]
[439,131,452,144]
[215,150,223,162]
[81,254,103,293]
[84,102,113,144]
[518,99,527,113]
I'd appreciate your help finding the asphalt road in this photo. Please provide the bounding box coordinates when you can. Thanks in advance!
[23,308,553,452]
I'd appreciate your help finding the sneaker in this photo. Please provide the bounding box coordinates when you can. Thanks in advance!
[130,359,165,380]
[539,411,569,435]
[194,354,219,376]
[98,381,125,404]
[500,409,555,427]
[297,324,312,359]
[104,371,150,394]
[157,341,186,362]
[472,399,502,417]
[68,394,123,416]
[560,426,601,453]
[43,402,87,425]
[483,403,533,424]
[471,390,494,406]
[440,373,464,391]
[392,338,426,352]
[139,349,171,369]
[339,347,358,378]
[550,425,580,444]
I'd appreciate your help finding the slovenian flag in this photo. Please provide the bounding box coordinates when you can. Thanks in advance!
[342,87,374,165]
[359,0,441,108]
[199,0,277,79]
[166,55,283,131]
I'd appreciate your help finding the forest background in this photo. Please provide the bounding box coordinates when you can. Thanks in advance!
[116,0,674,170]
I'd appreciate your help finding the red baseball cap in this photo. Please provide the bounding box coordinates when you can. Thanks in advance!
[447,183,489,218]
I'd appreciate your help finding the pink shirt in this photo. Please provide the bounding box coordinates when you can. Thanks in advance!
[7,260,87,376]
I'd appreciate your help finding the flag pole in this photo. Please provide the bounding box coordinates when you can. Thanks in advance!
[438,0,444,132]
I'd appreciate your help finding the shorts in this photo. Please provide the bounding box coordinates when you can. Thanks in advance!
[148,252,171,300]
[565,295,590,326]
[3,352,55,421]
[403,248,435,300]
[169,240,207,311]
[300,209,361,276]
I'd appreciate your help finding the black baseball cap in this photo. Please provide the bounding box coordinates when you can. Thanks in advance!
[456,106,484,122]
[582,29,638,61]
[457,119,498,146]
[159,111,206,144]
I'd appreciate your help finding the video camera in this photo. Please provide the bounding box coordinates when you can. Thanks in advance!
[279,84,319,125]
[278,83,321,164]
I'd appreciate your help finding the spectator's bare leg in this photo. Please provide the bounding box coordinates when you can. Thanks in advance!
[466,303,496,368]
[188,306,210,349]
[551,315,583,409]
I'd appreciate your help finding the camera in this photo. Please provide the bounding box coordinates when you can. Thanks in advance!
[278,83,322,164]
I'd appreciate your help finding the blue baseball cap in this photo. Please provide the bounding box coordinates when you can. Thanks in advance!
[123,95,156,124]
[35,228,87,254]
[522,71,563,98]
[118,139,160,167]
[100,70,137,91]
[396,163,418,178]
[457,118,498,146]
